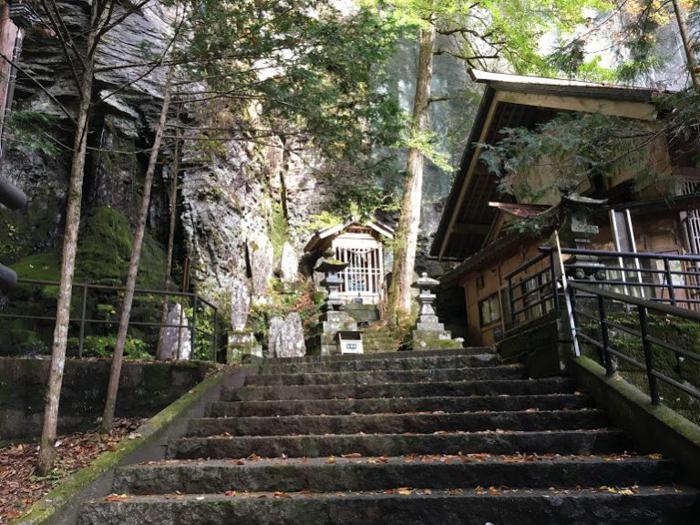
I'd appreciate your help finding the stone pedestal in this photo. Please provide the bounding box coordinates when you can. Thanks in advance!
[411,273,462,351]
[227,331,263,364]
[307,309,359,356]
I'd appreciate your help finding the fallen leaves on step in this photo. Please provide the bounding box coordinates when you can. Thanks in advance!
[384,487,413,496]
[105,494,129,502]
[597,485,640,496]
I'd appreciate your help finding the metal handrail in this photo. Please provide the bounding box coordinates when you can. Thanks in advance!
[568,280,700,405]
[0,278,221,361]
[569,282,700,321]
[505,246,700,411]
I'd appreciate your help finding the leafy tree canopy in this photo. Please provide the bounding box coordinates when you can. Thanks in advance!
[171,0,406,161]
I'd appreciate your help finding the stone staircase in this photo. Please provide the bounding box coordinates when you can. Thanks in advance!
[80,348,699,524]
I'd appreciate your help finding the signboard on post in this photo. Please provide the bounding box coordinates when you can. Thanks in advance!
[337,331,363,354]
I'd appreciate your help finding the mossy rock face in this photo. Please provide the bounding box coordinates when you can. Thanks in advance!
[9,206,168,288]
[3,207,169,357]
[75,206,167,288]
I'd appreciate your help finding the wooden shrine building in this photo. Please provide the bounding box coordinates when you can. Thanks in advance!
[304,220,394,306]
[432,70,700,346]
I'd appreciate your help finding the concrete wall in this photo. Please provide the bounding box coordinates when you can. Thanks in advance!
[0,358,216,441]
[572,356,700,486]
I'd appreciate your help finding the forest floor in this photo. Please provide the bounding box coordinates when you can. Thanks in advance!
[0,418,146,523]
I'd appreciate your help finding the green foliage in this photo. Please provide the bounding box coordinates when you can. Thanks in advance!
[479,88,700,215]
[403,127,451,171]
[66,335,153,360]
[175,0,405,168]
[480,112,664,203]
[4,110,61,156]
[183,305,218,361]
[303,210,345,234]
[545,40,617,81]
[364,0,608,74]
[248,280,324,349]
[580,308,700,424]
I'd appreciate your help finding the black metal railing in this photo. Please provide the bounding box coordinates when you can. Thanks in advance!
[568,281,700,407]
[0,278,221,361]
[557,247,700,310]
[505,250,559,328]
[506,246,700,415]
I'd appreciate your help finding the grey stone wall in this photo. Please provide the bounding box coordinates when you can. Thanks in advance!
[0,358,215,441]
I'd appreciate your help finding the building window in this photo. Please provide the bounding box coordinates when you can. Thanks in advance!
[479,293,501,327]
[681,181,700,255]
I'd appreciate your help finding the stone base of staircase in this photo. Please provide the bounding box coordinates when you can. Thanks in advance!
[77,348,700,524]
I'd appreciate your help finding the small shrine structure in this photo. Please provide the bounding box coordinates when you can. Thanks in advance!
[304,220,394,306]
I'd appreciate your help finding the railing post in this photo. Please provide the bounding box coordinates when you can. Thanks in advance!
[597,295,615,377]
[78,284,88,358]
[663,258,677,306]
[555,231,581,357]
[637,304,660,405]
[191,294,198,360]
[212,305,218,362]
[507,275,514,327]
[549,250,559,310]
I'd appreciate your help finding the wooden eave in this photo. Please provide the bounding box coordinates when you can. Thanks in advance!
[430,69,663,262]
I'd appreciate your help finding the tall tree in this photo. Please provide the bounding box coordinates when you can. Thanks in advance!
[391,23,434,318]
[34,0,170,475]
[670,0,699,88]
[365,0,606,322]
[101,65,175,433]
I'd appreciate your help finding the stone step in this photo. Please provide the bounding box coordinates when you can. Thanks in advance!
[224,377,579,402]
[80,486,700,525]
[173,429,629,460]
[244,365,525,386]
[206,393,594,417]
[113,455,676,495]
[265,347,495,364]
[258,353,500,374]
[186,409,608,437]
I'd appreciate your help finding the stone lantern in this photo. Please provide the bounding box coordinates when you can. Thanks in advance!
[317,256,348,311]
[411,273,462,350]
[413,272,442,330]
[307,253,359,355]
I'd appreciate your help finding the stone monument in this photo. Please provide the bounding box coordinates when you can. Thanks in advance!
[279,241,299,284]
[268,312,307,358]
[227,276,263,364]
[159,303,193,360]
[411,273,462,350]
[248,232,274,299]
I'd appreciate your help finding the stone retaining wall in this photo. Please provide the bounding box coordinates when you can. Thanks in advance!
[0,358,216,441]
